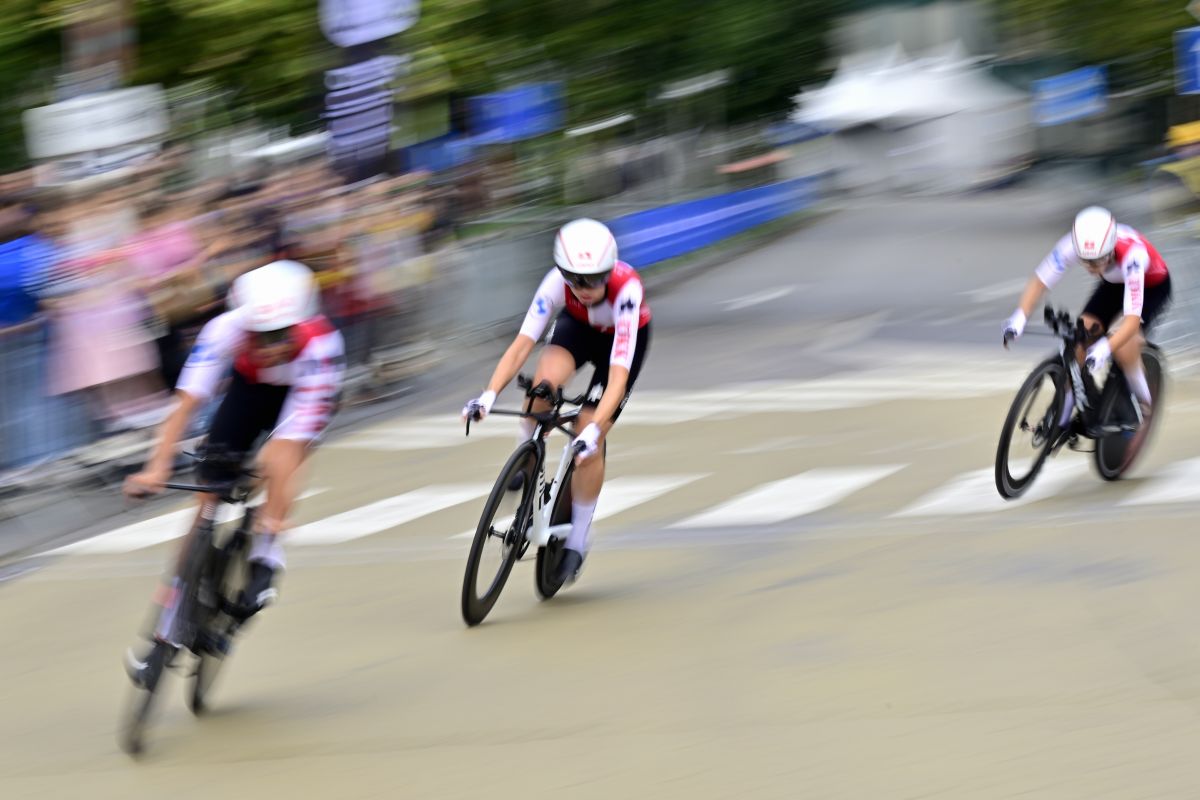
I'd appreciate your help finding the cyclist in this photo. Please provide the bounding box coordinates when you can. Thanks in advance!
[123,259,345,676]
[1003,206,1171,455]
[462,218,652,585]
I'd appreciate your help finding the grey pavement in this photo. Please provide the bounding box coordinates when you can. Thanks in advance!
[5,174,1200,797]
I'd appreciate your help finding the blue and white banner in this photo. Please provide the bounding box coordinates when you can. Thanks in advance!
[1032,66,1107,127]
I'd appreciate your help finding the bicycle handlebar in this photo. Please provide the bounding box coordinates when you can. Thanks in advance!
[465,373,586,438]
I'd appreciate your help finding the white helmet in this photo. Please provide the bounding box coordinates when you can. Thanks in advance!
[1072,206,1117,261]
[553,218,617,280]
[229,260,318,332]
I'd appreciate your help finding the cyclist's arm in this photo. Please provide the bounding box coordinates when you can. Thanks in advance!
[1015,275,1048,318]
[485,270,566,395]
[138,391,204,483]
[130,313,238,490]
[1026,235,1075,310]
[591,366,629,433]
[268,329,346,531]
[1109,247,1150,353]
[484,334,537,396]
[592,281,643,430]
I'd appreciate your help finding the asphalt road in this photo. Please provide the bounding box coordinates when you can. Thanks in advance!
[4,180,1200,798]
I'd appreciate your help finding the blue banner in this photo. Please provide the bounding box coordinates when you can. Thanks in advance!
[1032,66,1107,127]
[468,82,564,144]
[607,176,822,268]
[1176,27,1200,95]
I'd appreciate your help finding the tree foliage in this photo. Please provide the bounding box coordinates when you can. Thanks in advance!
[996,0,1194,89]
[0,0,841,170]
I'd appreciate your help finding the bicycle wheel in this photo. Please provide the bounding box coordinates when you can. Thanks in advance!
[1094,346,1166,480]
[996,358,1067,499]
[535,460,575,601]
[118,640,175,757]
[190,526,249,715]
[462,441,538,626]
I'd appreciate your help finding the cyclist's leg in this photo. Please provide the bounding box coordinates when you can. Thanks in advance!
[1064,282,1123,425]
[530,312,587,439]
[240,365,341,612]
[561,322,651,571]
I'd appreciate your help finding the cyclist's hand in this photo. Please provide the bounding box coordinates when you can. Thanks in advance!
[124,468,168,500]
[462,389,496,422]
[1085,337,1112,374]
[572,422,603,463]
[1002,309,1026,349]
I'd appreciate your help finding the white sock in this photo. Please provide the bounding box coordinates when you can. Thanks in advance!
[1059,387,1074,427]
[1124,364,1152,406]
[249,533,286,571]
[516,417,535,444]
[567,499,597,553]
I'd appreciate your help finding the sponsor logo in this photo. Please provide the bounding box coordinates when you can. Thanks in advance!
[535,296,549,316]
[619,298,636,313]
[613,320,632,360]
[587,383,604,403]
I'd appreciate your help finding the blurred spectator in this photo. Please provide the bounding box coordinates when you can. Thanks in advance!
[39,198,167,434]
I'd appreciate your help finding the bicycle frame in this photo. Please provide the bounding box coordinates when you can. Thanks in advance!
[526,428,579,549]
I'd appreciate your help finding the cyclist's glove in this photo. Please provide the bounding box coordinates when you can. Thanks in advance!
[462,389,496,422]
[573,422,602,461]
[1085,337,1112,374]
[1003,309,1026,348]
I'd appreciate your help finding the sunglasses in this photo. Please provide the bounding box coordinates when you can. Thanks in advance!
[1082,256,1111,270]
[559,269,610,289]
[252,328,293,348]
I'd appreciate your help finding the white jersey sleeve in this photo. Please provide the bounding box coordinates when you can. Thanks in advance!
[175,310,242,401]
[609,279,644,371]
[517,269,567,342]
[1034,234,1076,290]
[1121,243,1150,319]
[274,329,346,442]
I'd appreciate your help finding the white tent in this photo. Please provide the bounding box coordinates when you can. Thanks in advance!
[794,44,1033,192]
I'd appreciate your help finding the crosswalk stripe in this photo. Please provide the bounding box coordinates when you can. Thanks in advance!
[594,474,707,521]
[1120,457,1200,506]
[892,460,1091,517]
[448,474,706,540]
[670,465,905,529]
[53,488,327,555]
[290,484,491,546]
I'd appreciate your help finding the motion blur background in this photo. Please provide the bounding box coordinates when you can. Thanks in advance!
[10,2,1200,795]
[1,0,1198,480]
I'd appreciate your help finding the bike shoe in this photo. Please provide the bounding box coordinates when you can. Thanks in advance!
[553,548,585,586]
[237,562,278,619]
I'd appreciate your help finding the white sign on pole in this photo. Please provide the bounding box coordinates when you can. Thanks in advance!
[319,0,419,48]
[23,85,168,160]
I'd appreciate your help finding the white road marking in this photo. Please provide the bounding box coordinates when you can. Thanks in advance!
[892,460,1090,517]
[289,484,490,546]
[52,488,327,555]
[1120,458,1200,506]
[449,474,706,540]
[721,286,795,311]
[671,465,905,528]
[961,278,1029,304]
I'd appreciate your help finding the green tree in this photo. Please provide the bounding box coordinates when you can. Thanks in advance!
[997,0,1193,89]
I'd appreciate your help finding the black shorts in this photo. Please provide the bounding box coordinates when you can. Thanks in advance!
[547,313,651,422]
[1082,275,1172,333]
[198,371,290,483]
